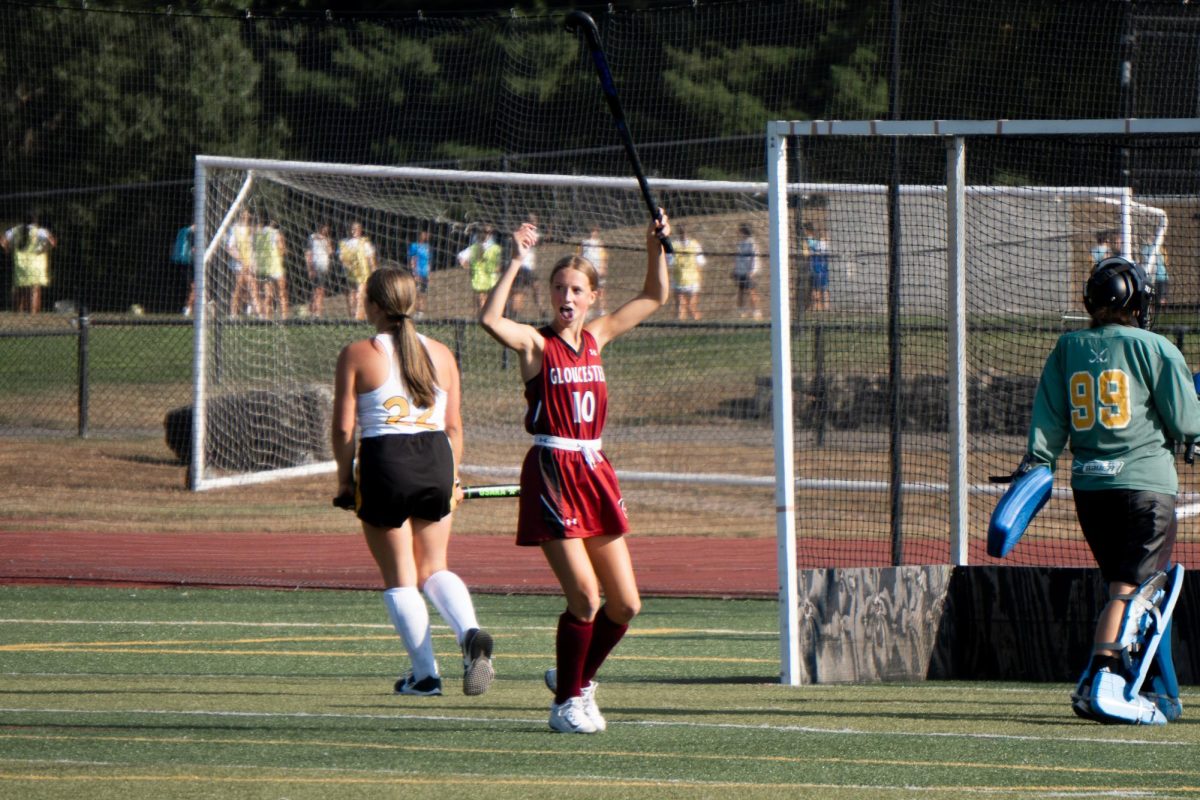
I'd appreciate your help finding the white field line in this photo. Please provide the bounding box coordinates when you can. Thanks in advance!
[0,706,1192,748]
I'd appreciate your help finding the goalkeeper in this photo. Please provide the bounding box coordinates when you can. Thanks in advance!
[1024,256,1200,723]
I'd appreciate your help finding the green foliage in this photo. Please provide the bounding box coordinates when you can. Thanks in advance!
[663,43,808,135]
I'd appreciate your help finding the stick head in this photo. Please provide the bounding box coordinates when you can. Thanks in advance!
[564,10,601,43]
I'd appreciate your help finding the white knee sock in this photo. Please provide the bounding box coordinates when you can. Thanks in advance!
[422,570,480,646]
[382,587,439,679]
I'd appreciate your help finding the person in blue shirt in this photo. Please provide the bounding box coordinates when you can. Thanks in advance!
[408,229,432,316]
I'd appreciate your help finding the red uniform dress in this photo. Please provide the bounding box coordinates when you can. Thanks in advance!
[516,326,629,546]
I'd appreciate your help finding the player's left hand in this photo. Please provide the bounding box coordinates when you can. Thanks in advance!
[648,210,670,249]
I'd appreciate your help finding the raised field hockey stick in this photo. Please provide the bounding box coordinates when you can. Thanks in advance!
[332,483,519,509]
[565,9,673,254]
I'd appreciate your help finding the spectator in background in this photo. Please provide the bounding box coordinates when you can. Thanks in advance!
[306,223,334,318]
[3,212,56,314]
[407,229,432,317]
[1092,230,1116,266]
[510,214,542,318]
[226,208,259,317]
[732,223,762,320]
[1141,236,1169,315]
[670,223,705,321]
[340,220,377,319]
[172,222,196,317]
[578,225,608,317]
[459,224,502,311]
[255,218,288,319]
[804,223,831,312]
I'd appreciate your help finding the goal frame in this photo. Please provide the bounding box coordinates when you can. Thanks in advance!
[188,155,775,492]
[766,118,1200,686]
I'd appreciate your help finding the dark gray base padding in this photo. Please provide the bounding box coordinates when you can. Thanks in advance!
[793,565,1197,685]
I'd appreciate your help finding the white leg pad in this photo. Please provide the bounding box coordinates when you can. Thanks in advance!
[1125,564,1184,698]
[1090,669,1168,725]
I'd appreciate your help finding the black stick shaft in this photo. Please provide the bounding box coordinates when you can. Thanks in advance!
[566,11,673,254]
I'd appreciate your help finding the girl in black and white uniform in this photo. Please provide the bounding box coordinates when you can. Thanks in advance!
[332,266,494,698]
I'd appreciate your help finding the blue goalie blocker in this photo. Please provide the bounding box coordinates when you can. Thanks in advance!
[987,464,1053,558]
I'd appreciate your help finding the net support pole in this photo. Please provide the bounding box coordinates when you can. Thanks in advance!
[946,137,969,565]
[76,304,89,438]
[768,128,801,686]
[190,163,256,490]
[1120,187,1134,261]
[189,159,209,490]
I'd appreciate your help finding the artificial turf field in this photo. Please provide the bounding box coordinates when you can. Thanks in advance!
[1,584,1197,799]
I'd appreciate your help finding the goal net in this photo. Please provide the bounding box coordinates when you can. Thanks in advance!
[188,156,778,536]
[765,119,1200,678]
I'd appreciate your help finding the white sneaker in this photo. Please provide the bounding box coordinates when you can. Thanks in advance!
[549,696,598,734]
[580,681,606,731]
[544,668,605,731]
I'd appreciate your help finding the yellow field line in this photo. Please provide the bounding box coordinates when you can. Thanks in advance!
[0,619,775,637]
[3,770,1197,795]
[2,732,1195,779]
[0,641,773,663]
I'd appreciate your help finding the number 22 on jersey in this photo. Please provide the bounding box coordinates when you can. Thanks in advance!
[383,396,436,429]
[1070,369,1131,431]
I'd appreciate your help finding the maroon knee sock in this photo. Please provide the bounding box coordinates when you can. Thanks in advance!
[582,606,629,685]
[555,610,594,705]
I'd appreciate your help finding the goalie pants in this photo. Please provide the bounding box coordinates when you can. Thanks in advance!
[1073,488,1176,586]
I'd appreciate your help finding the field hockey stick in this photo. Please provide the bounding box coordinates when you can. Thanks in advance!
[462,483,520,500]
[332,483,520,510]
[565,10,673,254]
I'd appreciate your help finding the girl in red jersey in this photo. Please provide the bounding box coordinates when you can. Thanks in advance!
[479,213,670,733]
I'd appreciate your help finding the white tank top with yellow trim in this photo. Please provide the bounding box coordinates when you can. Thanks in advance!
[357,333,447,439]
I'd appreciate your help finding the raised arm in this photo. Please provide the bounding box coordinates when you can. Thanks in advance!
[588,212,670,348]
[478,223,544,373]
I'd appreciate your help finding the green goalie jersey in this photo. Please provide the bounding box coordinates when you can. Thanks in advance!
[1028,323,1200,494]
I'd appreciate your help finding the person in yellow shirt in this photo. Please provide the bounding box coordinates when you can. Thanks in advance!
[255,219,288,319]
[339,220,377,319]
[3,212,55,314]
[459,225,502,311]
[226,208,260,318]
[670,223,705,321]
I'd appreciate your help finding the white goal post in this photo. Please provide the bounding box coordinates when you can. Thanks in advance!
[766,118,1200,686]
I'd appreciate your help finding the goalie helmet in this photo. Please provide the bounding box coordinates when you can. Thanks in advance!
[1084,256,1153,329]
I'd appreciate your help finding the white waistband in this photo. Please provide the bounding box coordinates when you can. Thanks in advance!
[533,434,602,451]
[533,434,603,467]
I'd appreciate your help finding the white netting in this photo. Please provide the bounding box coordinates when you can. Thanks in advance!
[189,157,779,537]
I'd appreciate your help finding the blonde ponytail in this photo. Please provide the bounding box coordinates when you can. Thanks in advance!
[390,315,438,409]
[366,267,439,408]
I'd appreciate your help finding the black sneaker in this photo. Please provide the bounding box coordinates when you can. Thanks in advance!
[394,672,443,696]
[461,628,495,696]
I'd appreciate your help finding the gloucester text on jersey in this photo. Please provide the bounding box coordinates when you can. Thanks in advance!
[548,365,607,384]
